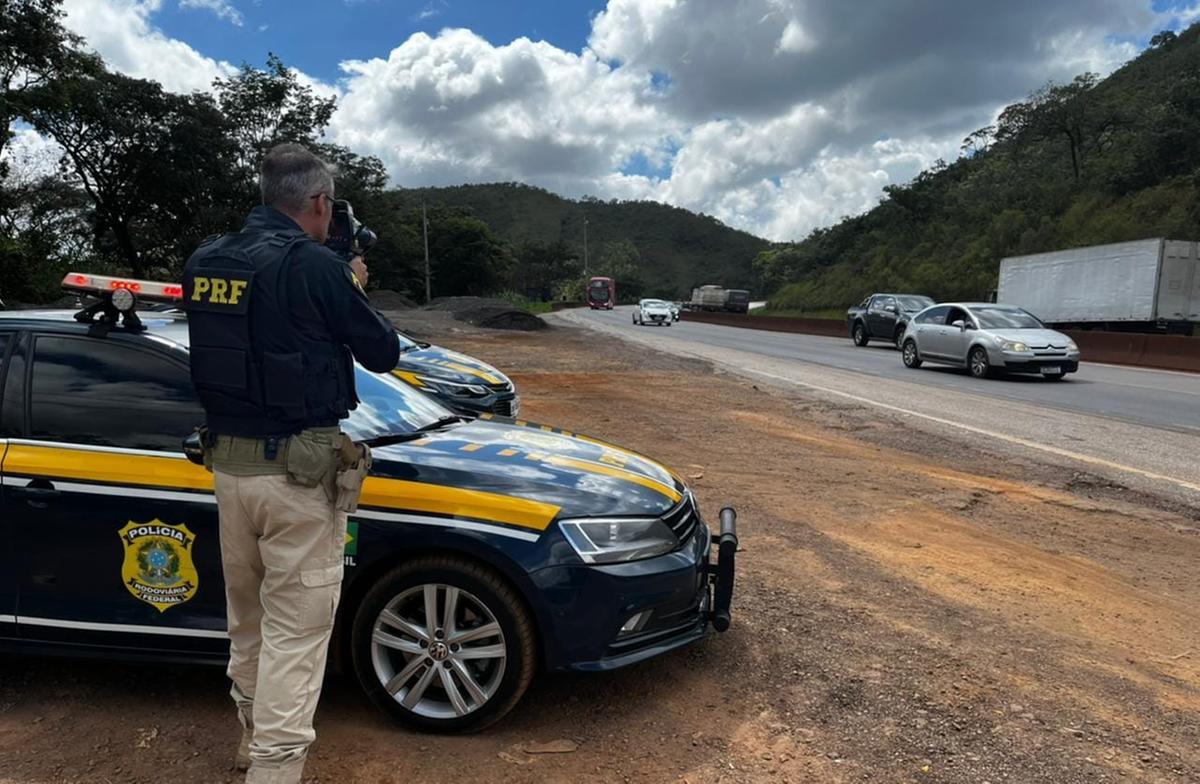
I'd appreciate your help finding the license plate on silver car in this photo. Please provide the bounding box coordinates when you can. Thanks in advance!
[1042,365,1062,374]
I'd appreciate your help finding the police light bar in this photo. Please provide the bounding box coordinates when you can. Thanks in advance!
[62,272,183,307]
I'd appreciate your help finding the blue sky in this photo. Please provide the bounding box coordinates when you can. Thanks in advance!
[156,0,607,84]
[33,0,1200,240]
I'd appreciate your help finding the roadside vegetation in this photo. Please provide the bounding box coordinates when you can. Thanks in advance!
[758,27,1200,314]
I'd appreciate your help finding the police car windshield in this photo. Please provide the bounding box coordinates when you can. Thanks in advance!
[341,367,455,441]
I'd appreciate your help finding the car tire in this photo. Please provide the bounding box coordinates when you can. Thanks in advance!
[350,556,537,733]
[852,322,869,347]
[893,325,906,350]
[968,346,992,379]
[902,338,922,368]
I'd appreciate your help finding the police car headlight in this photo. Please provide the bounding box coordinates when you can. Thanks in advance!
[416,375,489,398]
[559,517,677,564]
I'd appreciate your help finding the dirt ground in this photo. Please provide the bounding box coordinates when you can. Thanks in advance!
[2,317,1198,784]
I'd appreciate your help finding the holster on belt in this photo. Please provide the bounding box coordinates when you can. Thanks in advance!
[334,434,372,513]
[196,425,215,472]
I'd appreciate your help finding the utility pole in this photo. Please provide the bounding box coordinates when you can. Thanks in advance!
[422,201,431,304]
[583,217,589,277]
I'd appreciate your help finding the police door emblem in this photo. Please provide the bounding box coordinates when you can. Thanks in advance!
[118,521,200,612]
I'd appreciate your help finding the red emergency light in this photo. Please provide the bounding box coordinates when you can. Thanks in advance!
[61,272,182,305]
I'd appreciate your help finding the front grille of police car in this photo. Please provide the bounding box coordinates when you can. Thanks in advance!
[662,493,698,544]
[489,398,516,417]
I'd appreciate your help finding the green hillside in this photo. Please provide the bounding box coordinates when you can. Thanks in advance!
[759,25,1200,313]
[385,183,770,300]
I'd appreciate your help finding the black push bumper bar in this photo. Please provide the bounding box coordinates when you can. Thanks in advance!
[704,507,738,632]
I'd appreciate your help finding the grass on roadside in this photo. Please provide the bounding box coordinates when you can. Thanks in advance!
[495,291,555,314]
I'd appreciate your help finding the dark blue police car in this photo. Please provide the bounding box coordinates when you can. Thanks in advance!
[0,273,736,731]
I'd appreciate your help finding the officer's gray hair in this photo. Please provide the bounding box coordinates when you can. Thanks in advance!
[259,143,335,213]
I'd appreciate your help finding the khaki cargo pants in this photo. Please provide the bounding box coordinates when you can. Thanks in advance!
[214,468,347,782]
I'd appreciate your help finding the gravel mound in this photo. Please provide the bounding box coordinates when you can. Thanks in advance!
[424,296,547,331]
[369,289,418,310]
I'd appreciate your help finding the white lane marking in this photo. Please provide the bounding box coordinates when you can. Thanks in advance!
[743,366,1200,495]
[352,508,542,542]
[15,615,227,639]
[562,309,1200,495]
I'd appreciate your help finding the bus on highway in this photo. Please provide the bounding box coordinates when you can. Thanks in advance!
[588,276,616,309]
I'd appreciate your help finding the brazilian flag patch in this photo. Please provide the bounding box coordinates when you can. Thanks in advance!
[344,521,359,557]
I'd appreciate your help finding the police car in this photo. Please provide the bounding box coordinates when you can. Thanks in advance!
[0,273,737,731]
[391,332,520,419]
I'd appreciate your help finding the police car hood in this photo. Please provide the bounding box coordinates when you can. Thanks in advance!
[364,418,685,522]
[394,344,512,388]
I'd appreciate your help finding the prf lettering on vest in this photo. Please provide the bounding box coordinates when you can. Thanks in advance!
[192,276,248,305]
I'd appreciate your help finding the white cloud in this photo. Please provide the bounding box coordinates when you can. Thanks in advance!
[179,0,243,26]
[61,0,234,92]
[329,29,673,186]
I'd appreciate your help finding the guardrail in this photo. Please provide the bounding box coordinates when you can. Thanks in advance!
[1064,330,1200,372]
[679,312,1200,373]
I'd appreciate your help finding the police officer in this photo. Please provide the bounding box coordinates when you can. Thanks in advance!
[182,143,400,784]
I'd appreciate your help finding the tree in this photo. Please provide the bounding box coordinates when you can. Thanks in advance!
[1150,30,1178,49]
[25,69,238,275]
[214,54,335,196]
[0,0,99,163]
[426,209,513,297]
[213,55,387,217]
[996,74,1112,183]
[513,239,579,299]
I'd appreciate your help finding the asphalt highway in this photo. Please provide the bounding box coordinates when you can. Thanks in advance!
[556,306,1200,502]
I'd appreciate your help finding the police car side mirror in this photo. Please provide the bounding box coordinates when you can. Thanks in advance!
[183,431,206,466]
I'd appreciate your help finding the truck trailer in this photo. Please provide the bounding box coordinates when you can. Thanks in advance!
[998,239,1200,333]
[686,285,751,314]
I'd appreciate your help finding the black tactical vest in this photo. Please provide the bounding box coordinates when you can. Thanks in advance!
[181,230,355,438]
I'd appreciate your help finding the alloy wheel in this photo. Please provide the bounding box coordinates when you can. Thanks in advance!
[370,583,507,719]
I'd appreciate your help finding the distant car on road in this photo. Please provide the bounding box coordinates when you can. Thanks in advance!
[668,302,681,321]
[901,303,1081,380]
[633,299,674,326]
[846,293,935,349]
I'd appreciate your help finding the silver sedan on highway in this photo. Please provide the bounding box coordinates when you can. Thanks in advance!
[901,302,1081,380]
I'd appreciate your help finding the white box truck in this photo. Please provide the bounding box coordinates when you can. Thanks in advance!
[998,239,1200,332]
